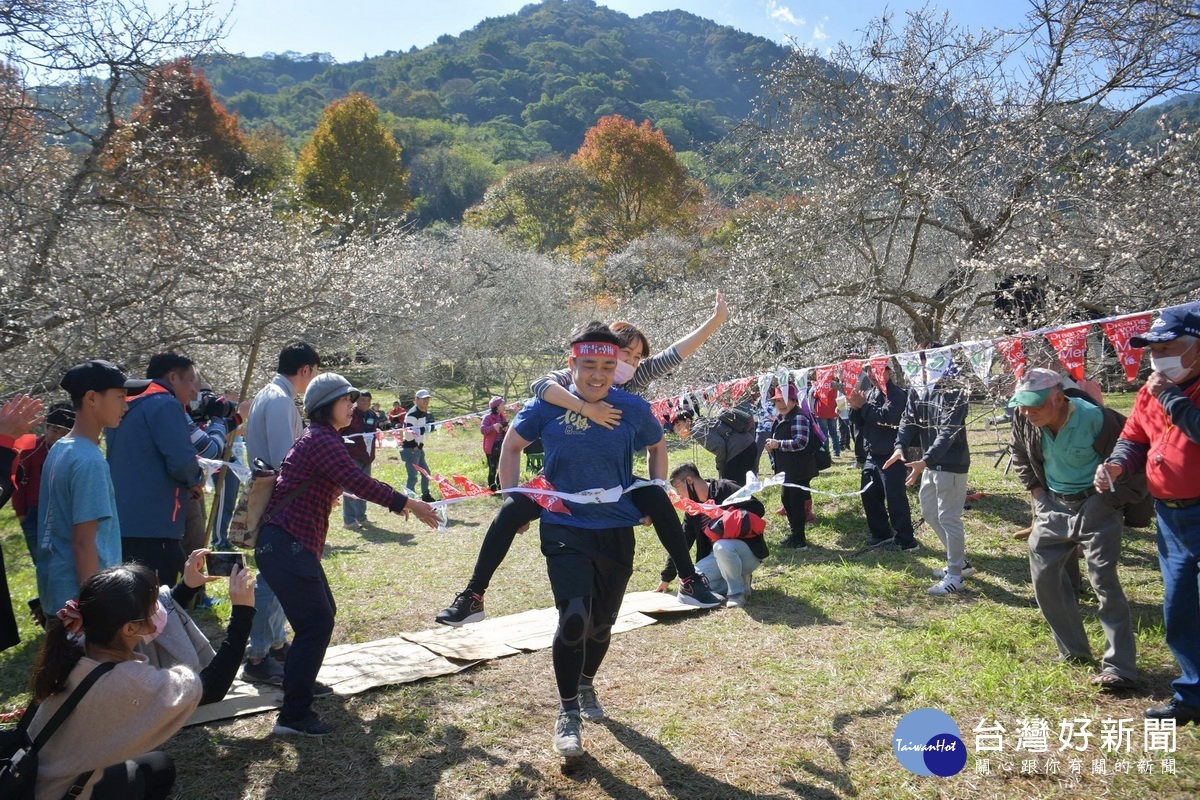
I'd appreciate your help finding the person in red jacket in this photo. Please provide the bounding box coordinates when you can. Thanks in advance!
[13,404,75,565]
[1099,306,1200,724]
[1,393,45,651]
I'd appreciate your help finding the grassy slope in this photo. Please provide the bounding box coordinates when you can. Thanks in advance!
[1,394,1196,799]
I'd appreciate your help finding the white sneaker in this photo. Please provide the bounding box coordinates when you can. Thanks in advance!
[726,593,746,608]
[553,710,584,757]
[933,563,975,579]
[578,685,605,721]
[928,575,963,596]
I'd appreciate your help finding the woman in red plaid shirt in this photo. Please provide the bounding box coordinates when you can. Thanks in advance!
[255,373,440,737]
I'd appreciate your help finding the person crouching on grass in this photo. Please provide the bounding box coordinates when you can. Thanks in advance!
[498,322,669,759]
[254,373,441,737]
[28,562,255,800]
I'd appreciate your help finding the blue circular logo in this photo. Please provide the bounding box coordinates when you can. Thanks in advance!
[893,708,967,777]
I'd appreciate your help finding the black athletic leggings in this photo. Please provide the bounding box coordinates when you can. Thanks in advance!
[465,485,696,595]
[92,752,175,800]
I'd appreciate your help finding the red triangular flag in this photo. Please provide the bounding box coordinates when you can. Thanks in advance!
[521,474,570,514]
[1045,324,1090,381]
[869,357,889,387]
[1101,314,1152,382]
[670,493,723,519]
[451,474,494,497]
[996,337,1027,379]
[839,360,864,391]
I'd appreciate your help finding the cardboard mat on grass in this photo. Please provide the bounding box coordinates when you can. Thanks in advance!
[185,591,702,726]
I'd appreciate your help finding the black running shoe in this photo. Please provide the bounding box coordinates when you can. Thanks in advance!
[435,590,485,626]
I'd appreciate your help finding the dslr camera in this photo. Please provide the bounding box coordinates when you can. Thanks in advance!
[189,390,239,424]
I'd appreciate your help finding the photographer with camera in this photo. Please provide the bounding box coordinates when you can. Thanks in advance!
[182,381,248,606]
[107,353,246,587]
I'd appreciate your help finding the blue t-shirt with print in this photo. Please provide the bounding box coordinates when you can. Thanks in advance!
[512,385,663,529]
[35,437,123,613]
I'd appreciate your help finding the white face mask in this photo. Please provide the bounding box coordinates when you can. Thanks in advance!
[1151,342,1197,383]
[613,360,636,385]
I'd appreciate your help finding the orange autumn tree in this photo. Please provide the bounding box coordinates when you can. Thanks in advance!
[124,57,255,190]
[570,114,701,253]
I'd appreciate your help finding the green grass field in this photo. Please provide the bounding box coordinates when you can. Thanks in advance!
[2,394,1196,799]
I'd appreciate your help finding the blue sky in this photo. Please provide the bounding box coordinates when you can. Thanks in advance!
[197,0,1032,62]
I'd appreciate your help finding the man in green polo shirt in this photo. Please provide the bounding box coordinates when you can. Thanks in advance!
[1009,368,1146,690]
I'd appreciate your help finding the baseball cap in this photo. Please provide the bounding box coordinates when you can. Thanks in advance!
[1130,307,1200,347]
[415,389,432,399]
[60,360,151,398]
[771,384,798,402]
[1008,368,1063,408]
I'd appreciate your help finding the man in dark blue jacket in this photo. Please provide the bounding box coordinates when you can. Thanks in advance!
[886,346,971,596]
[849,361,919,551]
[107,352,234,585]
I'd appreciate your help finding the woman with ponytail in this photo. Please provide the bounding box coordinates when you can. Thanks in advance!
[27,562,255,800]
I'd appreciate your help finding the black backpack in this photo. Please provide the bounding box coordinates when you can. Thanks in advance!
[0,661,115,800]
[718,407,756,435]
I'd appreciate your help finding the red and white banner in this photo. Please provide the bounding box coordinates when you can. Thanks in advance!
[812,365,836,396]
[868,357,889,387]
[840,359,864,391]
[1101,314,1152,382]
[1044,324,1091,381]
[996,337,1027,379]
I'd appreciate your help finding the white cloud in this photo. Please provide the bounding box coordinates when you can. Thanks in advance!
[812,21,828,41]
[766,0,804,28]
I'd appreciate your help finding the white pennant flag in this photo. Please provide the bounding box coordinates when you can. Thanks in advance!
[962,341,995,389]
[896,352,924,394]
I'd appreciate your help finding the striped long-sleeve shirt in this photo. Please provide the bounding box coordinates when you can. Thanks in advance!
[531,345,683,400]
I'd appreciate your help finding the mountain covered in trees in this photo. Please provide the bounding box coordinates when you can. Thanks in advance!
[201,0,788,159]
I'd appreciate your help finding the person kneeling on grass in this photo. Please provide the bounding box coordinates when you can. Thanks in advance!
[660,463,768,608]
[28,562,255,800]
[499,322,670,759]
[254,373,441,737]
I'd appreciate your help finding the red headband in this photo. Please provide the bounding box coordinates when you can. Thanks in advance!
[571,341,619,359]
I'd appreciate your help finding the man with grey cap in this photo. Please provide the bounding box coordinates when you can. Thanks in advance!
[401,389,436,502]
[1011,367,1146,690]
[1098,305,1200,723]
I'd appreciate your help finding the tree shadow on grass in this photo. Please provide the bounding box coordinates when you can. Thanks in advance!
[170,693,522,800]
[588,717,794,800]
[779,671,919,800]
[741,586,837,628]
[356,524,417,546]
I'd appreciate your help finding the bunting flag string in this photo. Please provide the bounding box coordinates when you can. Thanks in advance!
[197,456,252,486]
[642,301,1197,424]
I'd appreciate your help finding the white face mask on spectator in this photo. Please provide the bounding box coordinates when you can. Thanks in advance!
[1151,341,1196,382]
[613,360,636,385]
